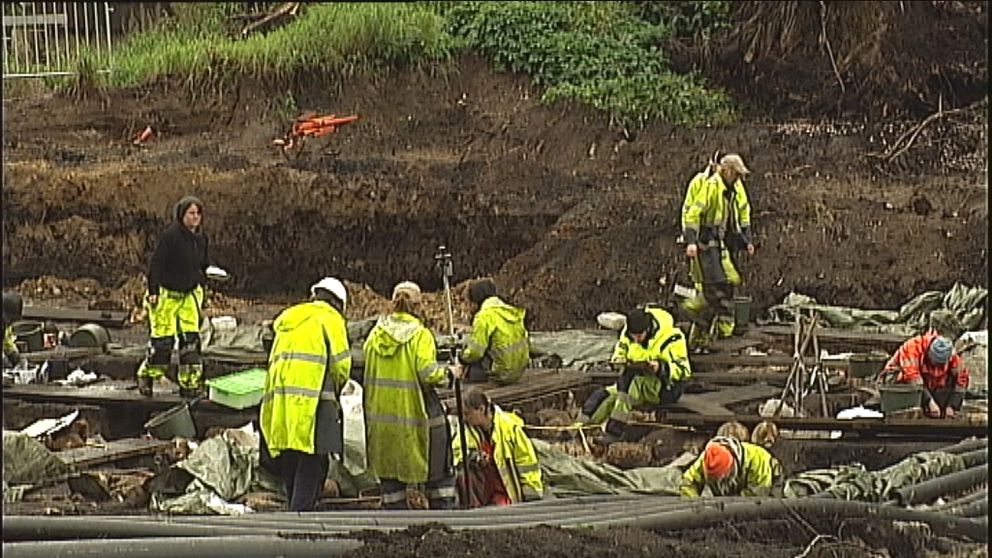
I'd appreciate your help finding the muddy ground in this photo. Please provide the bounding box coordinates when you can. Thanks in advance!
[2,54,988,329]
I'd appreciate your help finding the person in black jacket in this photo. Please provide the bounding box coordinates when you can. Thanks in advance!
[136,195,210,398]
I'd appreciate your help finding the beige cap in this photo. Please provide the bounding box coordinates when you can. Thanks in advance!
[719,153,750,176]
[392,281,422,302]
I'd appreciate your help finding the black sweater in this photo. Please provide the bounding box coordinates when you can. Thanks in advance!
[147,223,209,296]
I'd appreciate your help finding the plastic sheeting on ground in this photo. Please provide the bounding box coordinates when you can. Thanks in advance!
[764,283,988,337]
[2,431,71,487]
[532,439,682,496]
[783,450,966,501]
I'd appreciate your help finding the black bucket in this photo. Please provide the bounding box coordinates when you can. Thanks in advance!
[68,323,111,350]
[12,320,44,353]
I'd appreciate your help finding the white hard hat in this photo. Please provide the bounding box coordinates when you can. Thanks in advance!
[311,277,347,309]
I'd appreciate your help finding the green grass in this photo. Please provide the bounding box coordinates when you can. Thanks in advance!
[83,2,733,127]
[107,3,454,86]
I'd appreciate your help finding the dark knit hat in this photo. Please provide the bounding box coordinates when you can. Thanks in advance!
[174,195,204,223]
[468,279,497,305]
[625,309,651,335]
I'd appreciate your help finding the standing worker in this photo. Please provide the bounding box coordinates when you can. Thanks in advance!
[680,154,755,351]
[577,307,691,444]
[681,435,782,497]
[2,292,24,368]
[363,281,464,509]
[879,331,970,418]
[460,279,530,385]
[452,387,545,507]
[259,277,351,512]
[136,195,212,398]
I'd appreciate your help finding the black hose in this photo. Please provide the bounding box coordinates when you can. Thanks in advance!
[958,448,989,467]
[2,535,362,558]
[937,437,988,455]
[618,498,988,543]
[933,489,988,510]
[0,516,267,542]
[893,464,989,506]
[944,498,987,518]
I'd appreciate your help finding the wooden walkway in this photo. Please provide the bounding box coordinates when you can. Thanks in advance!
[57,438,173,469]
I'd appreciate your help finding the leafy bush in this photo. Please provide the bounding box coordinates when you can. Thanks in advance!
[629,1,731,39]
[445,1,733,126]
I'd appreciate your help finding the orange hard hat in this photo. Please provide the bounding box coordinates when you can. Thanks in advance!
[703,442,735,480]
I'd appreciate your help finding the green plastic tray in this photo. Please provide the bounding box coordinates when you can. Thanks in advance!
[206,368,267,409]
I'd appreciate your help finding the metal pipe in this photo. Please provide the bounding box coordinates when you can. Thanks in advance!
[893,464,989,506]
[3,536,362,558]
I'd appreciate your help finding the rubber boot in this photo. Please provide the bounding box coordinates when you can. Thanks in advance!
[177,364,204,399]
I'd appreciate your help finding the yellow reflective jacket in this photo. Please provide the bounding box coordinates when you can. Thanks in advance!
[260,300,351,458]
[611,307,692,384]
[3,325,18,359]
[363,312,450,484]
[452,406,544,503]
[461,296,530,384]
[682,173,751,247]
[681,437,782,497]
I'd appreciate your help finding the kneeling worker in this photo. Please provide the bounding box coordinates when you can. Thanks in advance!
[453,387,545,507]
[880,330,970,418]
[578,306,691,443]
[460,279,530,385]
[681,435,782,497]
[3,292,24,368]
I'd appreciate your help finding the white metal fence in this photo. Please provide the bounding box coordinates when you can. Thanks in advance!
[2,2,112,79]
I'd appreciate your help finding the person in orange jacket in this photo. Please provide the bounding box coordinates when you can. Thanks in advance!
[880,330,970,418]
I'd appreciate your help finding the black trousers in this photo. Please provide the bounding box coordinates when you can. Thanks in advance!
[260,434,329,512]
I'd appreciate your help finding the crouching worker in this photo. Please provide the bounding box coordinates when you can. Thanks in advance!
[879,331,970,418]
[259,277,351,512]
[577,307,691,444]
[681,436,782,498]
[460,279,530,385]
[3,292,24,368]
[453,388,545,507]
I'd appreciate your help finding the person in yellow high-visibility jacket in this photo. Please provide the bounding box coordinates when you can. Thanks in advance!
[460,279,530,385]
[681,435,783,497]
[577,307,692,444]
[452,387,545,507]
[259,277,351,512]
[680,154,755,350]
[363,281,464,510]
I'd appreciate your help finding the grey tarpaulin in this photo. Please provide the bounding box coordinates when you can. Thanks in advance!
[528,330,618,369]
[764,283,987,337]
[532,439,682,496]
[784,450,966,501]
[2,431,71,487]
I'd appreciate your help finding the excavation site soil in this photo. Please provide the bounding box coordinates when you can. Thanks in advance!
[0,7,988,555]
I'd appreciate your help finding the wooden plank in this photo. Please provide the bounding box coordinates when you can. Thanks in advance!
[754,325,905,350]
[21,306,130,329]
[670,396,736,416]
[702,383,780,406]
[57,438,173,469]
[648,413,989,438]
[440,368,589,409]
[2,383,231,411]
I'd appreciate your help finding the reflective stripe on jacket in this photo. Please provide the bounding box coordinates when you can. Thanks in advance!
[453,406,544,503]
[363,312,449,484]
[260,300,350,458]
[612,307,692,384]
[883,330,969,392]
[682,173,751,246]
[461,296,530,383]
[681,437,781,497]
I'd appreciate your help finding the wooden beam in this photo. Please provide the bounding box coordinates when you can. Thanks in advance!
[21,306,130,329]
[57,438,173,469]
[643,413,988,438]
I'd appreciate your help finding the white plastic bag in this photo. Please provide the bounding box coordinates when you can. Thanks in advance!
[340,380,367,475]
